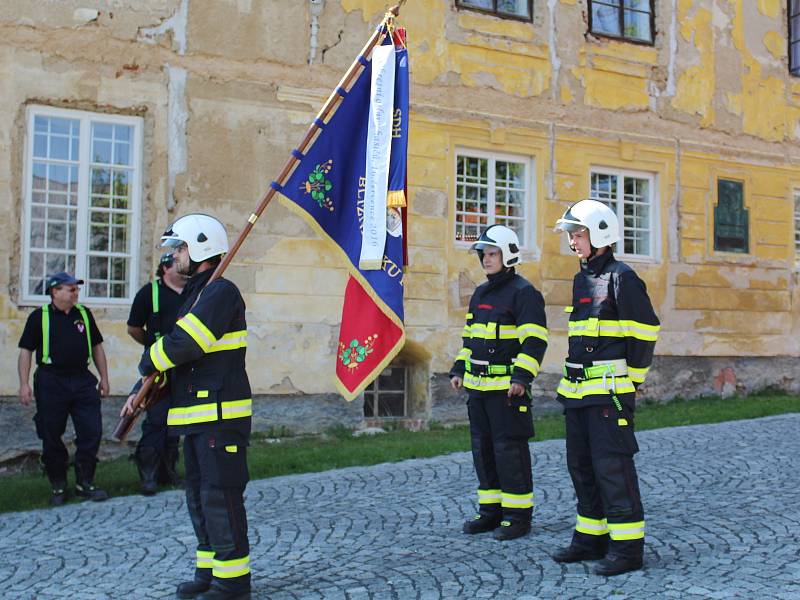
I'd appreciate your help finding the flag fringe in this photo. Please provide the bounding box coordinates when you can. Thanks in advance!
[386,189,406,208]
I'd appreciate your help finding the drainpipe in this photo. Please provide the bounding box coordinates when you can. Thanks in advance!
[308,0,325,65]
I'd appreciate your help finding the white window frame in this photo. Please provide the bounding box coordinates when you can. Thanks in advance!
[21,105,143,306]
[454,147,536,253]
[589,167,658,261]
[794,189,800,267]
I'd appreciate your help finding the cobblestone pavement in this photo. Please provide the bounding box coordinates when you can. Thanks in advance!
[1,414,799,600]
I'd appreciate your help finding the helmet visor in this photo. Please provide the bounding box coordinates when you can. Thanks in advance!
[553,218,587,234]
[160,236,186,249]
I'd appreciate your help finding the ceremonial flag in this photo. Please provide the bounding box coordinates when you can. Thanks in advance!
[280,31,409,400]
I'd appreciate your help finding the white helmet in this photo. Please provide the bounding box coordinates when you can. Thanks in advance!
[161,214,229,263]
[470,224,521,267]
[554,199,619,247]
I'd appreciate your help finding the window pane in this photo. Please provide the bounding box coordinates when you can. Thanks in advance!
[792,16,800,43]
[459,0,494,9]
[363,393,376,418]
[624,9,652,42]
[794,191,800,263]
[793,0,800,17]
[714,179,748,253]
[378,367,406,391]
[592,1,621,37]
[792,42,800,75]
[497,0,530,18]
[377,393,405,417]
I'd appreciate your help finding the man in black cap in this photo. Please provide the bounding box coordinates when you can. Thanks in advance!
[127,253,186,495]
[17,271,111,506]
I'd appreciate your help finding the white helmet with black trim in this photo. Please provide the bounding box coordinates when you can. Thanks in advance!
[554,199,619,248]
[470,224,521,267]
[161,214,229,263]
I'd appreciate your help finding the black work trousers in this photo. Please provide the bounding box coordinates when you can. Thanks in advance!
[138,393,179,453]
[33,369,102,483]
[565,402,644,559]
[468,391,534,524]
[184,430,251,592]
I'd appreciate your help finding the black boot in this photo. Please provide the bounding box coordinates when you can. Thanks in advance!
[176,579,212,599]
[74,460,109,502]
[552,544,606,563]
[594,554,643,576]
[462,513,502,534]
[134,446,160,496]
[49,480,68,507]
[158,440,182,486]
[196,585,251,600]
[493,519,531,541]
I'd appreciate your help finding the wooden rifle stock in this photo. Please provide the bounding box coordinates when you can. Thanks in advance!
[111,373,155,442]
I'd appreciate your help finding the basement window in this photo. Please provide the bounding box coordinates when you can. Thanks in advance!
[791,0,800,75]
[589,0,654,44]
[364,366,407,418]
[455,0,533,21]
[714,179,749,254]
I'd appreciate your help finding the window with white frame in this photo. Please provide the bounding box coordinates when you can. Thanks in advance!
[455,150,533,247]
[22,106,142,303]
[589,169,655,258]
[794,190,800,264]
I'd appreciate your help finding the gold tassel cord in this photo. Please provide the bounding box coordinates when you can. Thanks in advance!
[386,189,407,208]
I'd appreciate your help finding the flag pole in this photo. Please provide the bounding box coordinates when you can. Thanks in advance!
[112,4,404,441]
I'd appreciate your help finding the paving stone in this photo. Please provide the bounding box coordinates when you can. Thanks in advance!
[0,415,797,599]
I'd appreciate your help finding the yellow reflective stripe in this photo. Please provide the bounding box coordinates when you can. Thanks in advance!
[557,377,636,399]
[167,403,218,426]
[197,390,209,398]
[456,348,471,362]
[618,418,629,426]
[619,320,660,341]
[569,319,659,341]
[149,338,175,372]
[196,550,214,569]
[468,322,496,339]
[513,353,540,377]
[564,306,573,313]
[608,521,645,540]
[212,555,250,579]
[208,330,248,353]
[477,488,501,504]
[576,514,608,535]
[628,365,650,383]
[516,322,548,343]
[462,325,471,338]
[224,445,238,453]
[465,312,473,319]
[498,325,518,340]
[501,491,533,509]
[463,373,511,391]
[177,313,216,352]
[221,399,252,420]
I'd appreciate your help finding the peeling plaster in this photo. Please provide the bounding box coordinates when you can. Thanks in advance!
[666,0,678,96]
[167,65,187,212]
[138,0,188,55]
[547,0,561,103]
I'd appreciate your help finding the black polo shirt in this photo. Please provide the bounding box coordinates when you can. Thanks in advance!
[127,280,184,346]
[18,303,103,375]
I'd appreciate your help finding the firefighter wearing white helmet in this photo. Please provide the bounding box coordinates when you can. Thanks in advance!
[450,224,548,541]
[551,200,660,577]
[134,213,253,599]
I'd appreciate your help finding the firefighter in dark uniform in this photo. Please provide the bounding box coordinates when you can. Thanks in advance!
[123,214,251,600]
[551,199,660,576]
[17,272,110,505]
[450,225,548,541]
[127,253,186,495]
